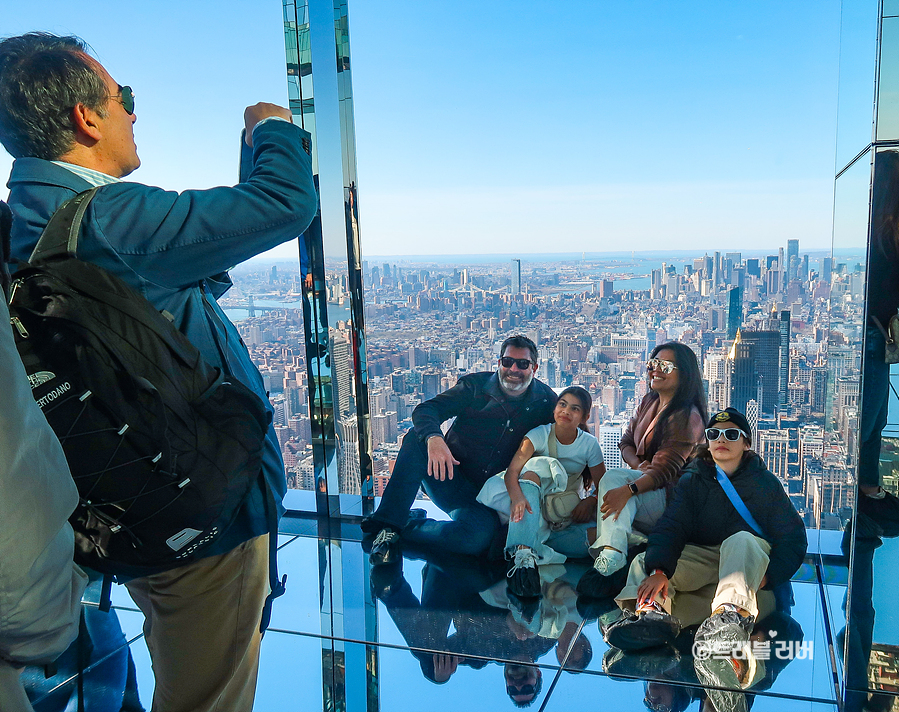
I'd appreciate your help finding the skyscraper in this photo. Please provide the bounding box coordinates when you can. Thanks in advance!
[727,287,742,340]
[739,330,780,414]
[726,331,755,413]
[786,239,799,281]
[510,258,521,294]
[778,311,791,408]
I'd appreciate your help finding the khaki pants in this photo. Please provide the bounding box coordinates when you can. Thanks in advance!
[616,531,773,627]
[125,534,269,712]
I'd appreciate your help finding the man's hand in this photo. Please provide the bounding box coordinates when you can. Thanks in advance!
[570,496,597,523]
[427,435,459,480]
[244,103,292,147]
[432,654,461,683]
[637,572,669,607]
[510,494,532,523]
[600,485,633,521]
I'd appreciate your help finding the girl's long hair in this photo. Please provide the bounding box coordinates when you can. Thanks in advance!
[646,342,708,456]
[557,385,595,488]
[558,385,592,433]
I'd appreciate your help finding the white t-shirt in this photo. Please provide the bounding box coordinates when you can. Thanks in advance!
[525,424,603,477]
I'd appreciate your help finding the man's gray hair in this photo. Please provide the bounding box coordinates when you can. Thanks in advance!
[0,32,108,160]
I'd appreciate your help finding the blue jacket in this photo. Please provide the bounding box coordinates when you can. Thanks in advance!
[6,119,317,559]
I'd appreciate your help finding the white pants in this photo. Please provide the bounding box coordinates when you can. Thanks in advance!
[589,468,667,556]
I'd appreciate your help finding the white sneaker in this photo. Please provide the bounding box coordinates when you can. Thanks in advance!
[593,549,626,576]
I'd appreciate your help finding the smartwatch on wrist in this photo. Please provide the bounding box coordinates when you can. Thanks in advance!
[627,481,639,496]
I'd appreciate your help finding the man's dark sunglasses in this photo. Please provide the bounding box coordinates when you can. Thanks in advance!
[116,85,135,115]
[705,427,748,442]
[500,356,533,370]
[506,683,537,698]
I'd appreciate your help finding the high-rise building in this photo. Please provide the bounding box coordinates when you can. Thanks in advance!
[725,331,755,414]
[727,287,742,340]
[739,330,780,415]
[778,311,791,408]
[510,258,521,294]
[746,399,760,446]
[332,335,353,417]
[786,239,799,281]
[758,429,789,480]
[599,426,625,469]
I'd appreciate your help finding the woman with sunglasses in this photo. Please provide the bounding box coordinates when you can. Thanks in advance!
[603,408,806,699]
[578,342,706,596]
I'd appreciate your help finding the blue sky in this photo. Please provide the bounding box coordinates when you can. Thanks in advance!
[0,1,848,256]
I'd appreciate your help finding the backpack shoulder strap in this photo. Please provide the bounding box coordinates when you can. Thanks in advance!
[0,200,12,300]
[29,188,100,264]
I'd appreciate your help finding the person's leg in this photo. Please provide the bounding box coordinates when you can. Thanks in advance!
[859,326,890,490]
[124,535,268,712]
[710,531,771,618]
[364,433,430,532]
[614,551,655,612]
[590,469,656,574]
[505,478,543,554]
[545,521,593,559]
[401,474,500,556]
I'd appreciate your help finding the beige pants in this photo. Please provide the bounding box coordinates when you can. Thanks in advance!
[125,534,269,712]
[589,468,668,557]
[616,531,773,627]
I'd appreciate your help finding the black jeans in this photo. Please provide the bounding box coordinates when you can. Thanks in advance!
[366,433,500,556]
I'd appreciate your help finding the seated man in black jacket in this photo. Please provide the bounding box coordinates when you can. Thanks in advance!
[602,408,807,689]
[362,335,556,563]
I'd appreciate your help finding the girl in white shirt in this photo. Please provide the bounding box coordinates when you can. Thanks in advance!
[493,386,606,598]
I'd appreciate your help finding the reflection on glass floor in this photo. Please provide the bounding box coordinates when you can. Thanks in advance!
[23,529,846,711]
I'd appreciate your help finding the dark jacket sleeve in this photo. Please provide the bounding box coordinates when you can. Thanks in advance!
[759,477,808,589]
[643,468,699,577]
[643,408,705,490]
[411,375,478,442]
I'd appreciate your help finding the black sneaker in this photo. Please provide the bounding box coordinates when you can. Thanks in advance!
[576,565,627,600]
[368,527,401,566]
[369,559,405,600]
[506,547,541,598]
[603,609,682,651]
[508,590,541,625]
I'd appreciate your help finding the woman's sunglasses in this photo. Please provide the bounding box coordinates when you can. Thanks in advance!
[705,427,748,442]
[646,358,678,374]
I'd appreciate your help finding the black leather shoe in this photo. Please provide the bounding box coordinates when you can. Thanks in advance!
[368,527,401,566]
[603,609,682,651]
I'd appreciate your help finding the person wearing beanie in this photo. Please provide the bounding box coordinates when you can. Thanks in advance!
[601,407,807,701]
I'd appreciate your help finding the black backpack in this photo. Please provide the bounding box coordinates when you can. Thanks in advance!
[4,189,284,617]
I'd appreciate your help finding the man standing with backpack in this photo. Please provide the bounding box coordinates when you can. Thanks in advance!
[0,33,316,712]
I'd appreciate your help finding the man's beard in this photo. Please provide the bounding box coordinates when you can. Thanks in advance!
[499,371,533,395]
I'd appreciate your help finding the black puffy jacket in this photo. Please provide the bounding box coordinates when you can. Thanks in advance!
[411,372,556,485]
[644,452,807,590]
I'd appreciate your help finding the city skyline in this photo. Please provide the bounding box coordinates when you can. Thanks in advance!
[227,236,861,531]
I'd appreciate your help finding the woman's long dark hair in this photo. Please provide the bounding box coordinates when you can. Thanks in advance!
[646,341,707,456]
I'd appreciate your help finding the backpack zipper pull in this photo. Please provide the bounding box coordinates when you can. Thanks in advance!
[8,278,21,304]
[10,316,29,338]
